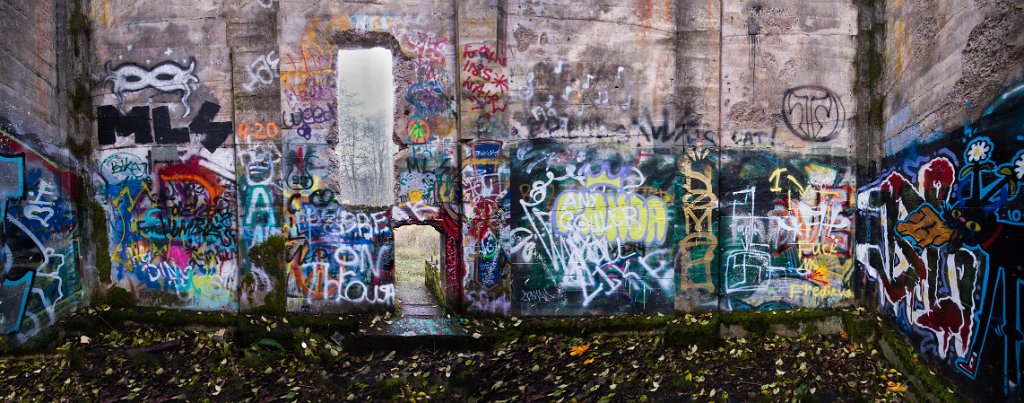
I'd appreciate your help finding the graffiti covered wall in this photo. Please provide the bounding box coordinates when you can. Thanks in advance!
[91,16,239,310]
[276,0,461,312]
[858,0,1024,398]
[0,133,84,342]
[859,88,1024,400]
[717,1,860,311]
[510,141,678,314]
[68,0,872,319]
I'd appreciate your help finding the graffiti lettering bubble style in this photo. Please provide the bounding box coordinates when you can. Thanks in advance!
[552,168,668,246]
[104,59,199,118]
[781,85,845,142]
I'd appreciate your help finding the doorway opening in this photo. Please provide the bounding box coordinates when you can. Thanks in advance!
[393,225,443,317]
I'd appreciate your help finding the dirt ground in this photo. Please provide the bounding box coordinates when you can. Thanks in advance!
[0,313,912,402]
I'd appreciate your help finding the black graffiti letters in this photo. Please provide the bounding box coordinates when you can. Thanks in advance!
[781,85,845,142]
[97,105,153,145]
[190,102,233,153]
[97,101,233,151]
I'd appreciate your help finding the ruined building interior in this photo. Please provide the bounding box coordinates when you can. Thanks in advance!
[0,0,1022,399]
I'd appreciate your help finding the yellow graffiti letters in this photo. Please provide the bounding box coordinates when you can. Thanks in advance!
[552,189,667,245]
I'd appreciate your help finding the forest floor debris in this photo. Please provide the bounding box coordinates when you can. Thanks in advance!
[0,311,911,401]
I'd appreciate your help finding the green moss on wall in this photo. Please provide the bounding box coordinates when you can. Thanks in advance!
[248,235,288,314]
[85,186,111,285]
[424,261,446,311]
[106,287,137,308]
[66,135,92,162]
[74,177,112,300]
[68,82,94,122]
[68,2,91,57]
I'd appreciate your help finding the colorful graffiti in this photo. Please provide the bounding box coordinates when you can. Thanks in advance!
[0,133,82,341]
[285,189,395,311]
[858,87,1024,398]
[719,151,854,310]
[392,31,463,308]
[462,141,510,315]
[99,149,239,310]
[461,43,509,126]
[510,141,677,315]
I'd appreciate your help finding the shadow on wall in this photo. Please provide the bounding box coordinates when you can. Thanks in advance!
[858,85,1024,400]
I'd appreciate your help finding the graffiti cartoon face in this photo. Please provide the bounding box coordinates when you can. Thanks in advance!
[104,59,199,118]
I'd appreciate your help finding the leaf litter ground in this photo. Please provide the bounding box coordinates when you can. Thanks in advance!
[0,313,910,402]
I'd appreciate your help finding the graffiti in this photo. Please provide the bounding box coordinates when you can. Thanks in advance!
[747,10,760,90]
[510,141,676,314]
[0,133,82,340]
[781,86,845,142]
[104,59,199,118]
[284,76,333,103]
[407,117,431,144]
[730,127,777,147]
[517,62,636,136]
[280,102,336,137]
[677,144,719,309]
[404,33,449,84]
[858,88,1024,398]
[97,101,233,152]
[461,43,509,119]
[466,289,511,316]
[720,151,854,310]
[551,165,668,245]
[634,108,717,149]
[23,179,57,228]
[238,144,281,244]
[407,82,446,117]
[241,50,280,93]
[236,122,280,144]
[285,198,394,310]
[100,148,238,310]
[462,141,510,313]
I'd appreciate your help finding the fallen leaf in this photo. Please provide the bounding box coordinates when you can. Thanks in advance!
[886,381,907,393]
[570,344,590,357]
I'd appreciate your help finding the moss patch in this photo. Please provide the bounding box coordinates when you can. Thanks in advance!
[69,82,94,122]
[246,235,288,314]
[84,187,111,285]
[105,287,137,308]
[68,1,91,57]
[424,261,446,311]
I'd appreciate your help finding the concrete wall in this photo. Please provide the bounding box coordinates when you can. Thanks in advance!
[856,0,1024,399]
[0,1,88,344]
[72,0,866,316]
[1,0,1020,398]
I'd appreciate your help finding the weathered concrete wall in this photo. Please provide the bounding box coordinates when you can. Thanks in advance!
[2,1,1021,397]
[0,0,88,345]
[89,1,239,310]
[0,1,62,145]
[717,0,859,312]
[74,0,866,316]
[856,0,1024,399]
